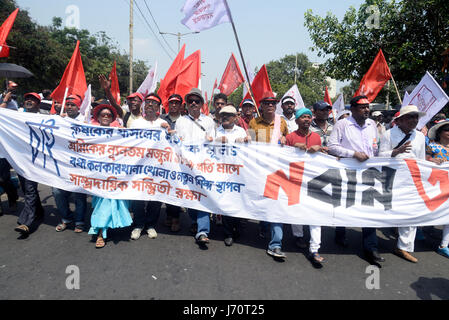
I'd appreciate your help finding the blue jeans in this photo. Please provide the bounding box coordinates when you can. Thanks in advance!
[264,222,283,250]
[52,188,86,226]
[188,208,210,239]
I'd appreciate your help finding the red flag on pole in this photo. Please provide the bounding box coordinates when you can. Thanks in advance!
[110,60,121,105]
[158,44,186,111]
[243,64,272,108]
[50,40,87,105]
[354,49,392,102]
[174,50,201,104]
[0,8,19,58]
[202,91,210,115]
[218,53,244,96]
[324,86,333,106]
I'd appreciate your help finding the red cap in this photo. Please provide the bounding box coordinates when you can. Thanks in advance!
[66,94,82,107]
[168,96,182,103]
[127,92,144,102]
[8,81,18,89]
[259,91,278,103]
[145,94,162,104]
[355,98,370,105]
[24,92,41,103]
[92,104,118,122]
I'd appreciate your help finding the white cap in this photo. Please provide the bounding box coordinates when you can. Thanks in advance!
[219,105,237,115]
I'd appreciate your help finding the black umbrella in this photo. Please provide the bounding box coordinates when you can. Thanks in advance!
[0,63,34,78]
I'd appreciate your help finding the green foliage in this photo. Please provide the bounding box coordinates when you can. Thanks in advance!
[0,0,149,100]
[304,0,449,101]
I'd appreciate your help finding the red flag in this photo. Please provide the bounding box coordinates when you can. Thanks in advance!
[174,50,201,106]
[218,53,244,96]
[50,40,87,106]
[0,8,19,58]
[354,49,392,102]
[243,64,272,108]
[110,60,121,105]
[158,44,186,111]
[324,86,333,106]
[202,91,210,115]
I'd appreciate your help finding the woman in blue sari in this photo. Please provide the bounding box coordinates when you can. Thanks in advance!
[88,104,132,248]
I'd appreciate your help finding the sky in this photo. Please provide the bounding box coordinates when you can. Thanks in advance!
[15,0,366,96]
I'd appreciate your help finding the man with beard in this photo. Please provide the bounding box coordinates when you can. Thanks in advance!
[328,95,384,265]
[122,92,144,128]
[280,96,298,133]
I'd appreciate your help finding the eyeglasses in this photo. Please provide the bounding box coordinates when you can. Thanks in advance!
[99,112,113,118]
[188,99,202,105]
[145,100,160,105]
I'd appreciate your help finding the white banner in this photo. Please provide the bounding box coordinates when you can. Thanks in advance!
[275,84,305,115]
[1,109,449,228]
[405,72,449,129]
[332,94,345,120]
[181,0,231,32]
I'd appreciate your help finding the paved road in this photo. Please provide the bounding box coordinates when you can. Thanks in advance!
[0,183,448,301]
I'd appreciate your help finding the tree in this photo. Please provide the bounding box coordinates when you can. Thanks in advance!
[0,0,149,101]
[304,0,449,103]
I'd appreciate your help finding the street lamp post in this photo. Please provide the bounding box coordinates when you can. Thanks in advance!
[159,31,200,52]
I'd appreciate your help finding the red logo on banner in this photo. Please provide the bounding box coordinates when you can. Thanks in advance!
[263,162,305,206]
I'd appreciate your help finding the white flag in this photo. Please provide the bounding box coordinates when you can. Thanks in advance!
[275,84,306,115]
[181,0,231,32]
[402,91,410,107]
[79,84,91,123]
[406,72,449,129]
[332,94,345,120]
[137,62,158,97]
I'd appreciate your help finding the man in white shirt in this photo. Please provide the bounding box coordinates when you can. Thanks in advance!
[214,105,249,246]
[175,88,214,245]
[280,96,298,133]
[378,105,426,263]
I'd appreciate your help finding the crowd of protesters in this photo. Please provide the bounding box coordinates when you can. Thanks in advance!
[0,77,448,268]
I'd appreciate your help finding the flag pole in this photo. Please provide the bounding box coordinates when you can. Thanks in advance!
[390,74,402,105]
[60,87,69,115]
[223,0,261,118]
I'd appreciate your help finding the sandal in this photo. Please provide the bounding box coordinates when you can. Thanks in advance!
[196,234,210,244]
[95,236,106,248]
[55,223,68,232]
[74,225,84,233]
[310,252,325,264]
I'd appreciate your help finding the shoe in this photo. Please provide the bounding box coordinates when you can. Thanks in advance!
[267,247,286,259]
[14,224,29,234]
[394,248,418,263]
[295,237,308,249]
[197,234,209,244]
[164,217,172,227]
[335,237,349,247]
[437,246,449,259]
[147,228,157,239]
[364,250,385,263]
[309,252,326,264]
[171,219,181,232]
[224,237,233,246]
[131,228,142,240]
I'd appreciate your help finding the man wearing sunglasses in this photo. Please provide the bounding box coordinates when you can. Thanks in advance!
[175,88,215,246]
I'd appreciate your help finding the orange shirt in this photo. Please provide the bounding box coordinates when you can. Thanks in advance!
[249,116,289,143]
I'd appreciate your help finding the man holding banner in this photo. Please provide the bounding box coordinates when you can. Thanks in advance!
[379,105,427,263]
[328,95,384,264]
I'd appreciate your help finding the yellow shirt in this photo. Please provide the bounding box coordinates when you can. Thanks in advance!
[248,116,289,143]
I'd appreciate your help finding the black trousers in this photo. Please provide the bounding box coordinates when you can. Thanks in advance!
[222,216,242,238]
[166,204,180,220]
[0,158,17,205]
[17,175,44,227]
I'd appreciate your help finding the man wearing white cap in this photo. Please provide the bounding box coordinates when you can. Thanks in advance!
[379,104,426,263]
[215,104,249,246]
[371,111,386,136]
[280,96,298,133]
